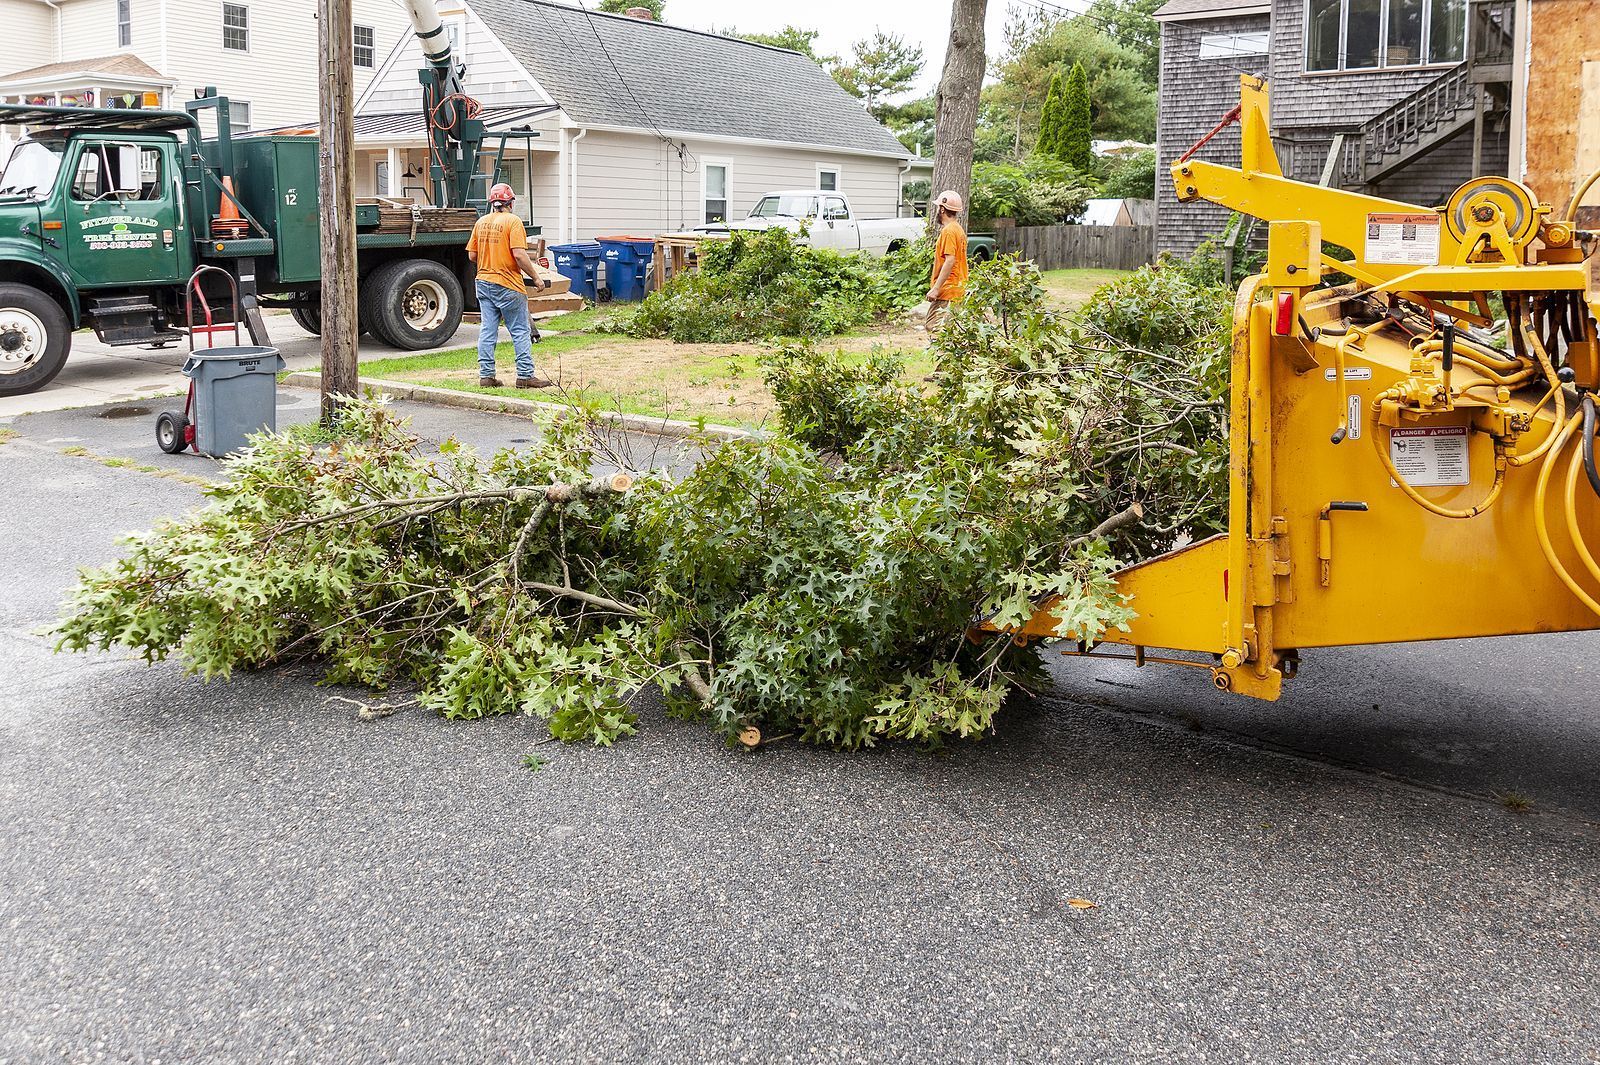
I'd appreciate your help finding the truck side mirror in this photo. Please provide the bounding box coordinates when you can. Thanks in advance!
[115,145,143,193]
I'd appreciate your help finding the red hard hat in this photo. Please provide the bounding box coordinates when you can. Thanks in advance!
[488,182,515,205]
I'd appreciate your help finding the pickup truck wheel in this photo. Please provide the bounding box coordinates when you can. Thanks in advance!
[366,259,462,350]
[0,283,71,397]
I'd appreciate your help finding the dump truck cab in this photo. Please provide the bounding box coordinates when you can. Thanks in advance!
[0,97,479,398]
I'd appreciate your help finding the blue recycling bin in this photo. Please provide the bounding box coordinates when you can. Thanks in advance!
[548,241,602,301]
[596,236,657,301]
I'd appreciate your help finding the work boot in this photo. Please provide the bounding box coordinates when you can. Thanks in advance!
[479,376,504,388]
[515,376,554,390]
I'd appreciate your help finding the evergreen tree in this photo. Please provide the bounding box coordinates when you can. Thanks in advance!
[1062,61,1094,172]
[834,31,925,121]
[1035,70,1068,158]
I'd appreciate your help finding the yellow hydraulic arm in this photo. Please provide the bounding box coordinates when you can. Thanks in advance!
[980,76,1600,701]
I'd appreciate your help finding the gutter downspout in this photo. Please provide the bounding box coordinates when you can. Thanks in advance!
[557,127,570,245]
[568,127,586,242]
[37,0,61,61]
[897,155,914,217]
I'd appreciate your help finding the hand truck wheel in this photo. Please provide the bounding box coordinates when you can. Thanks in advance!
[155,410,190,454]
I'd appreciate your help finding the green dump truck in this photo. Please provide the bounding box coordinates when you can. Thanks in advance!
[0,92,478,397]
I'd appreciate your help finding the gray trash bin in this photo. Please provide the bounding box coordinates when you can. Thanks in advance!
[181,345,285,457]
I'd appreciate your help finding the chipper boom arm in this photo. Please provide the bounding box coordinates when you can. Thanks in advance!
[980,76,1600,701]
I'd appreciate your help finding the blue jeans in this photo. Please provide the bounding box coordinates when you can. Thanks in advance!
[475,279,535,379]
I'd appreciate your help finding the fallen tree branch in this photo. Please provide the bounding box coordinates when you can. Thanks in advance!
[1069,501,1146,548]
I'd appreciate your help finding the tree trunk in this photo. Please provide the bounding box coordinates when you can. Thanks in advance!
[929,0,988,234]
[317,0,359,426]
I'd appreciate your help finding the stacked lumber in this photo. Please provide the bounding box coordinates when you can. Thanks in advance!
[358,198,477,235]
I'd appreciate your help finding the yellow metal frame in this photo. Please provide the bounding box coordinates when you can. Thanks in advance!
[981,76,1600,701]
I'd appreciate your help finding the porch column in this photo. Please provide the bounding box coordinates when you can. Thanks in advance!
[386,147,401,197]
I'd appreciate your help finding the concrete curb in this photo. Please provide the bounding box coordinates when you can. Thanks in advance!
[280,372,752,442]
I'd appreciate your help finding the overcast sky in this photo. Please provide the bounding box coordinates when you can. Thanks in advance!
[641,0,1089,96]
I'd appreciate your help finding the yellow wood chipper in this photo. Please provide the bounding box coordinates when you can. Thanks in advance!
[980,77,1600,701]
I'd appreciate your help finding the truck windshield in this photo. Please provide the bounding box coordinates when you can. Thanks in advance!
[0,140,64,199]
[749,194,818,219]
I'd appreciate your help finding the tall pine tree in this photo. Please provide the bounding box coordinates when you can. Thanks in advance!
[1035,70,1068,158]
[1062,61,1093,172]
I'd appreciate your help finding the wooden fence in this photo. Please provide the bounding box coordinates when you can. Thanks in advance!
[995,224,1154,271]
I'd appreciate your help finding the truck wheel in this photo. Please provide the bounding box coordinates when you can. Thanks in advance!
[365,259,462,350]
[290,306,320,335]
[0,283,71,397]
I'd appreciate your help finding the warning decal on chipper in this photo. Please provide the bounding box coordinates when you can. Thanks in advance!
[1389,426,1469,487]
[1365,212,1440,266]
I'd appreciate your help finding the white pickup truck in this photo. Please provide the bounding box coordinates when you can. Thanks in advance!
[696,190,924,257]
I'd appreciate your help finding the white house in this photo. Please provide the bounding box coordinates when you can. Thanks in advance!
[0,0,411,148]
[344,0,915,242]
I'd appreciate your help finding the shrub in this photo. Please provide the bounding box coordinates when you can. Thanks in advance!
[609,227,884,343]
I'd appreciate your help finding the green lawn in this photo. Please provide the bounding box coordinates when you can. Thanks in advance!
[1039,267,1130,309]
[358,329,933,430]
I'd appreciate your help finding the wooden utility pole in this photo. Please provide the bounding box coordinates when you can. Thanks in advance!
[317,0,358,425]
[929,0,988,233]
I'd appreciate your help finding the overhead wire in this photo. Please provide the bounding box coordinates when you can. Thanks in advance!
[570,0,698,175]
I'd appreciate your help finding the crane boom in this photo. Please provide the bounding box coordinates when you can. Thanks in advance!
[403,0,483,208]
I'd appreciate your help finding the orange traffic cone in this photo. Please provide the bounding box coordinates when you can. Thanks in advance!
[211,176,249,240]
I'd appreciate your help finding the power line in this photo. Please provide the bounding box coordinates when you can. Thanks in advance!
[570,0,698,173]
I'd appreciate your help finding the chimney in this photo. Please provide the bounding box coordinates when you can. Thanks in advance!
[625,6,654,18]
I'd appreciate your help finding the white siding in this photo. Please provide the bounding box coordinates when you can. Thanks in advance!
[572,128,907,241]
[360,6,550,113]
[144,0,408,127]
[3,0,60,61]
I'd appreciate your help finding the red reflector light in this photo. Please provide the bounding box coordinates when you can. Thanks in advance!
[1274,291,1294,336]
[539,256,550,269]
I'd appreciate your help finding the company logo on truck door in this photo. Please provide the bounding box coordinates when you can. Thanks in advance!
[79,215,161,251]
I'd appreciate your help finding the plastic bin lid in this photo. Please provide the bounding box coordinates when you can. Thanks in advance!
[184,345,280,361]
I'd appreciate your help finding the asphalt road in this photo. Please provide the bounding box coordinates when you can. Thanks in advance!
[3,396,1599,1063]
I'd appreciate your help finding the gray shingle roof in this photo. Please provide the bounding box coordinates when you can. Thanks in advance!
[467,0,910,159]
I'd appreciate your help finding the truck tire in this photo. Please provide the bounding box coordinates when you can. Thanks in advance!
[290,305,320,335]
[364,259,462,350]
[0,283,71,397]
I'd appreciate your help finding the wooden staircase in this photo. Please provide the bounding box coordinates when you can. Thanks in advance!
[1323,0,1515,191]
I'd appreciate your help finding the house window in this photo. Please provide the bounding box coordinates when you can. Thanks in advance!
[354,25,375,68]
[1306,0,1466,71]
[375,159,389,196]
[222,3,249,51]
[704,162,729,224]
[117,0,131,47]
[230,100,250,131]
[818,166,839,192]
[1199,31,1269,58]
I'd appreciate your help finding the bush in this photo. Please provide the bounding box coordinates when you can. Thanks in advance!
[969,158,1093,227]
[608,227,885,343]
[1099,148,1156,200]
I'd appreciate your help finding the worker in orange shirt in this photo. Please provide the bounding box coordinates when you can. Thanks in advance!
[466,183,553,389]
[924,190,969,332]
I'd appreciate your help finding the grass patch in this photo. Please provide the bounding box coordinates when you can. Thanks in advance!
[0,427,17,446]
[362,333,600,379]
[1040,268,1131,310]
[61,444,212,486]
[357,328,936,430]
[537,305,615,333]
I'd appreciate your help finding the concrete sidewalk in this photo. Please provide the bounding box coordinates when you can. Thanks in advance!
[0,313,489,420]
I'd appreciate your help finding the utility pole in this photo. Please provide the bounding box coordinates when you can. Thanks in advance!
[929,0,988,233]
[318,0,358,426]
